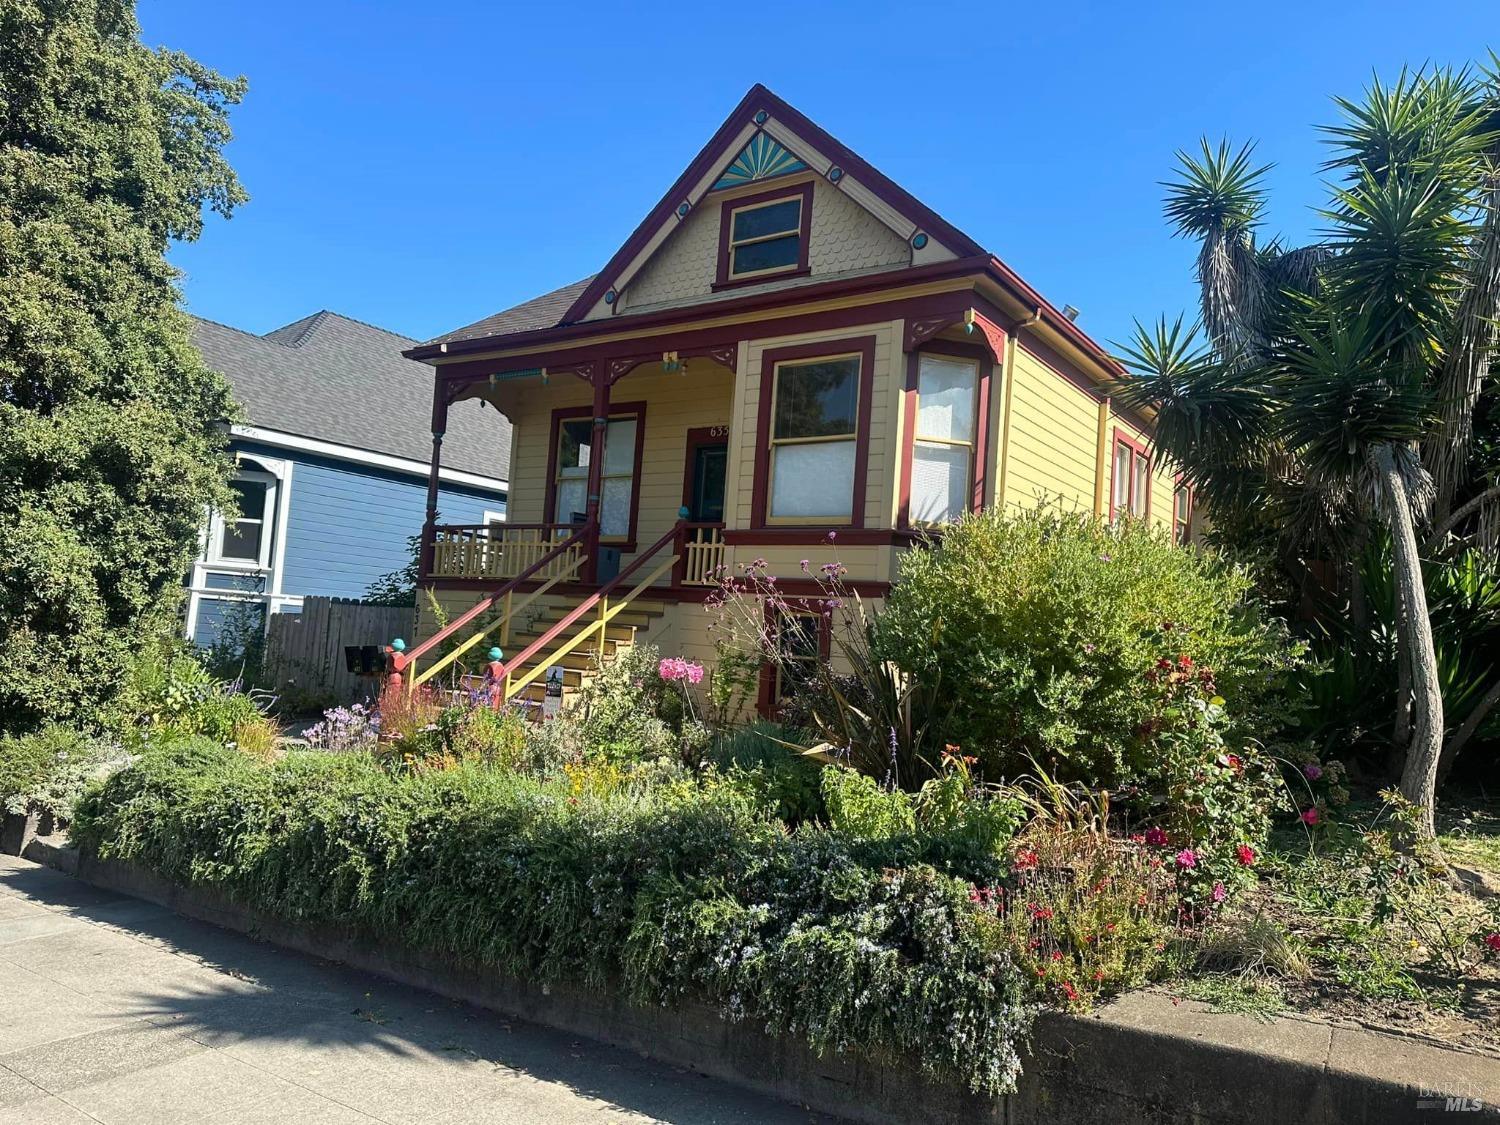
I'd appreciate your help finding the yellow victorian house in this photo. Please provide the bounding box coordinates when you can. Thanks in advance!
[391,84,1191,712]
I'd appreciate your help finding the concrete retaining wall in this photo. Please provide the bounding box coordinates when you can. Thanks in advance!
[28,838,1500,1124]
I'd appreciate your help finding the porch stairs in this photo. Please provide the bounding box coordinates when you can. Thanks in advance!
[389,522,683,715]
[495,598,669,710]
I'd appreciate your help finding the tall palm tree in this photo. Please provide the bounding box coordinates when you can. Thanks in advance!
[1116,61,1500,852]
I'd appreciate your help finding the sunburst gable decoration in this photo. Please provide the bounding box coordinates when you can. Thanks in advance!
[711,131,808,191]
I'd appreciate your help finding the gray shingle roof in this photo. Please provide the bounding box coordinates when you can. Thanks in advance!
[193,312,511,483]
[425,277,594,347]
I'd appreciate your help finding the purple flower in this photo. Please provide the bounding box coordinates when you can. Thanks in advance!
[1302,763,1323,781]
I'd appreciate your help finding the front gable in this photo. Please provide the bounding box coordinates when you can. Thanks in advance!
[565,86,980,324]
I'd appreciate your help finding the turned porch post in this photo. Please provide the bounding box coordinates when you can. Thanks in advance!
[420,376,450,579]
[582,368,611,583]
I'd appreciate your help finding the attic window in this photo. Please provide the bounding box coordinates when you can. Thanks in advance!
[715,183,813,289]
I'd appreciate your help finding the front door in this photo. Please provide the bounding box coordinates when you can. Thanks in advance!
[683,427,728,522]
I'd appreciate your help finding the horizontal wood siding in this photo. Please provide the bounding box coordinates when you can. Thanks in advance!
[273,450,504,601]
[1003,344,1100,513]
[1110,413,1178,532]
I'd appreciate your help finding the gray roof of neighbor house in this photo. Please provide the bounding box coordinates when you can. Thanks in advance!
[193,311,511,483]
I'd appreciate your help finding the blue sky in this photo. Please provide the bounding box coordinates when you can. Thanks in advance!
[142,0,1493,353]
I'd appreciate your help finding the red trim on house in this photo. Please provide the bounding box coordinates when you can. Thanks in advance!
[418,258,991,368]
[1110,426,1152,522]
[434,288,990,394]
[712,181,814,291]
[424,576,891,602]
[750,335,877,530]
[541,400,648,552]
[721,528,919,547]
[896,339,994,528]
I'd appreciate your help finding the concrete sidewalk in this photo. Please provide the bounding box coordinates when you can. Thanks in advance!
[0,855,835,1125]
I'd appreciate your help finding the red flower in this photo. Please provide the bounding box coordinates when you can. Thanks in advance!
[1059,981,1080,1002]
[1300,807,1320,826]
[1484,933,1500,952]
[1012,849,1039,871]
[1236,844,1256,867]
[1225,754,1243,774]
[1144,827,1169,847]
[1027,903,1055,921]
[1177,654,1194,670]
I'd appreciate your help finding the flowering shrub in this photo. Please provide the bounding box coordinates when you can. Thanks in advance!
[1122,669,1281,908]
[984,796,1180,1009]
[0,725,127,826]
[874,509,1301,789]
[303,702,379,752]
[74,740,1036,1095]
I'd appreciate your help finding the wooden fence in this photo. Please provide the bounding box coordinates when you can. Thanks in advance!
[263,597,413,708]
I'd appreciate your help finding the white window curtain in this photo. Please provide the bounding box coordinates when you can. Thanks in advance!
[909,355,977,524]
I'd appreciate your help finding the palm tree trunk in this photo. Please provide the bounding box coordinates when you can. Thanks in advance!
[1373,446,1445,854]
[1436,676,1500,789]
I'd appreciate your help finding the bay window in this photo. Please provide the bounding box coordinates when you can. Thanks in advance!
[909,354,979,524]
[767,353,861,522]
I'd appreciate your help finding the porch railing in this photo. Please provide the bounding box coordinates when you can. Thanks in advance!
[428,522,584,581]
[392,523,592,694]
[678,523,726,586]
[491,520,685,706]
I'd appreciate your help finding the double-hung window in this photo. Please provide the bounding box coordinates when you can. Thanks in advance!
[771,609,824,704]
[213,475,276,567]
[552,413,640,539]
[1173,481,1194,545]
[723,189,808,283]
[910,354,980,524]
[768,353,861,522]
[1111,434,1151,521]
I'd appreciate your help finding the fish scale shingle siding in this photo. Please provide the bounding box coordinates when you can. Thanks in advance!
[622,176,910,313]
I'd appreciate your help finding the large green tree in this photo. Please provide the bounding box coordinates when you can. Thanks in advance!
[0,0,246,732]
[1117,61,1500,853]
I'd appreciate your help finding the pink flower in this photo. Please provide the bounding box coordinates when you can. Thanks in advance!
[1144,827,1169,847]
[1236,844,1256,867]
[1174,849,1197,869]
[1300,807,1320,826]
[658,657,705,684]
[1211,881,1227,904]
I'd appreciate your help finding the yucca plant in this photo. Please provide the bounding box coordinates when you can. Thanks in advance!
[1115,59,1500,855]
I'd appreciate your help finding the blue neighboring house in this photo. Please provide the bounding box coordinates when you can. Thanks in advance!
[185,311,511,647]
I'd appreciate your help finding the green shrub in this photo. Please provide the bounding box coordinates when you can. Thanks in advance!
[822,761,1024,862]
[875,509,1300,789]
[0,725,124,825]
[705,721,824,823]
[72,742,1035,1094]
[115,644,267,745]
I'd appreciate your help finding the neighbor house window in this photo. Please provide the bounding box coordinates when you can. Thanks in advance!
[551,410,642,540]
[717,183,813,288]
[212,475,275,567]
[909,354,979,524]
[768,353,861,522]
[1173,480,1194,544]
[1111,433,1151,521]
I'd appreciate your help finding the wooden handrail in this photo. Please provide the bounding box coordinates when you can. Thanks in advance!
[395,523,594,672]
[431,521,573,534]
[497,520,685,688]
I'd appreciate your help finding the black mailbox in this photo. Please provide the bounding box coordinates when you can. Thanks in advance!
[343,645,382,676]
